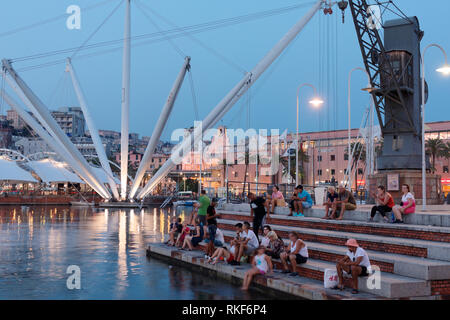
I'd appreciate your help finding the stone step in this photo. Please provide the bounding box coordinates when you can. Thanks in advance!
[219,203,450,228]
[147,243,383,300]
[219,229,450,280]
[217,210,450,243]
[218,219,450,261]
[277,258,430,298]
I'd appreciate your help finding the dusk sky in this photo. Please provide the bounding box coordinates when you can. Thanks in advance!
[1,0,449,141]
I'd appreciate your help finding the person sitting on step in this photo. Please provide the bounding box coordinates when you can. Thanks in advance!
[266,185,285,215]
[280,231,308,277]
[181,218,204,251]
[265,231,285,260]
[335,239,371,294]
[332,185,357,221]
[370,185,395,223]
[322,186,339,219]
[167,217,183,246]
[289,187,299,216]
[293,185,313,217]
[260,225,272,247]
[208,238,238,265]
[392,184,416,224]
[241,246,273,291]
[232,221,259,266]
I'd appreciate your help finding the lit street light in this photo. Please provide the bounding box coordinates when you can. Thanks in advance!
[421,43,450,211]
[296,83,324,186]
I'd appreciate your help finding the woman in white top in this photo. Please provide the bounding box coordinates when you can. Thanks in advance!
[241,246,273,291]
[280,231,308,277]
[335,239,371,294]
[392,184,416,224]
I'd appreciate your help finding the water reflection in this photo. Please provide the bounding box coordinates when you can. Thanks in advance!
[0,205,268,300]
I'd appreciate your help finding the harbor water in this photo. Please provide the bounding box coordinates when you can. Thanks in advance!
[0,205,270,300]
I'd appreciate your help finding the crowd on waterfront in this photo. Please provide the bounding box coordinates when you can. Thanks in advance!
[165,187,379,294]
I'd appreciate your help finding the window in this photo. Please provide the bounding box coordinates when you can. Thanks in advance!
[444,166,449,174]
[344,154,349,161]
[330,155,336,161]
[318,169,322,176]
[331,169,336,176]
[234,172,238,178]
[317,155,322,162]
[159,158,162,163]
[358,168,364,175]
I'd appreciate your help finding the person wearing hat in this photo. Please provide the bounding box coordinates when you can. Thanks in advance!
[335,239,371,294]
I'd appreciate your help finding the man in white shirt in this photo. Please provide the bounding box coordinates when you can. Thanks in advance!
[335,239,371,294]
[234,221,259,265]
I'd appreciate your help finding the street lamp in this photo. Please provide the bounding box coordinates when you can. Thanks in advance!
[296,83,324,186]
[421,43,450,211]
[347,67,371,191]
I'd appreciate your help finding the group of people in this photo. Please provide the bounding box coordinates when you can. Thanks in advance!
[369,184,416,223]
[260,185,314,218]
[322,184,416,223]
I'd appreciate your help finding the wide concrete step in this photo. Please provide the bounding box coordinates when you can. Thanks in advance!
[218,210,450,243]
[219,203,450,228]
[218,219,450,262]
[148,243,383,300]
[219,229,450,280]
[285,258,430,298]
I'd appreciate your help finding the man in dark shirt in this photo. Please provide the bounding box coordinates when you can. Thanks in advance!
[206,198,220,256]
[248,193,266,240]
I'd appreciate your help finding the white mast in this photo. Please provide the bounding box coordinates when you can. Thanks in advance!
[120,0,131,200]
[1,65,111,199]
[137,0,325,199]
[66,58,121,200]
[128,57,191,199]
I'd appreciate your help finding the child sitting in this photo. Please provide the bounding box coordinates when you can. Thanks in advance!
[241,246,273,291]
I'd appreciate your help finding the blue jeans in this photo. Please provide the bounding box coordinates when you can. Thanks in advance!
[208,224,217,242]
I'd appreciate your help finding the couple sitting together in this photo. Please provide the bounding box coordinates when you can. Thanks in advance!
[289,185,313,217]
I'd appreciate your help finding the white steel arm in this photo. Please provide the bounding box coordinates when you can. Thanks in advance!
[1,61,111,199]
[66,58,120,200]
[129,56,191,199]
[137,0,324,199]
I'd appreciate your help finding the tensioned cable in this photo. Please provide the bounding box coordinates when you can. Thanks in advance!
[0,0,117,39]
[134,0,186,58]
[188,70,200,121]
[11,2,315,64]
[136,0,248,75]
[71,0,123,59]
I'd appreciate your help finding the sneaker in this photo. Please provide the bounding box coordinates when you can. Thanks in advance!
[229,260,240,266]
[394,220,404,224]
[298,213,305,217]
[368,218,374,223]
[204,255,210,260]
[281,270,290,274]
[289,272,299,277]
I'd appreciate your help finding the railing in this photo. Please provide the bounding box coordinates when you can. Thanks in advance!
[225,181,317,204]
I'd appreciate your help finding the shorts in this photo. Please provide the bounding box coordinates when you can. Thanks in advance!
[244,244,257,256]
[191,236,203,247]
[338,203,357,211]
[197,215,207,225]
[257,268,267,275]
[273,199,286,207]
[267,251,280,260]
[207,224,217,242]
[402,205,415,215]
[227,254,235,263]
[302,202,312,209]
[293,254,308,264]
[204,239,223,247]
[350,265,369,277]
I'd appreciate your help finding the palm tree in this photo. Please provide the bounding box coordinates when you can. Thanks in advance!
[346,142,366,190]
[426,138,446,174]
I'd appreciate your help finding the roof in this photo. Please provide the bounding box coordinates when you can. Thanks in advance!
[0,158,38,183]
[27,160,84,184]
[91,166,120,185]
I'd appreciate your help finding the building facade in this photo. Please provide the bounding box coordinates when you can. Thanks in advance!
[51,107,85,138]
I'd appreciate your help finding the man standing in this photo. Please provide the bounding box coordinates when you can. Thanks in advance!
[248,192,266,240]
[195,189,210,233]
[205,198,221,257]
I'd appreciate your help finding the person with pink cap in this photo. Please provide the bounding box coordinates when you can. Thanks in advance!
[335,239,371,294]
